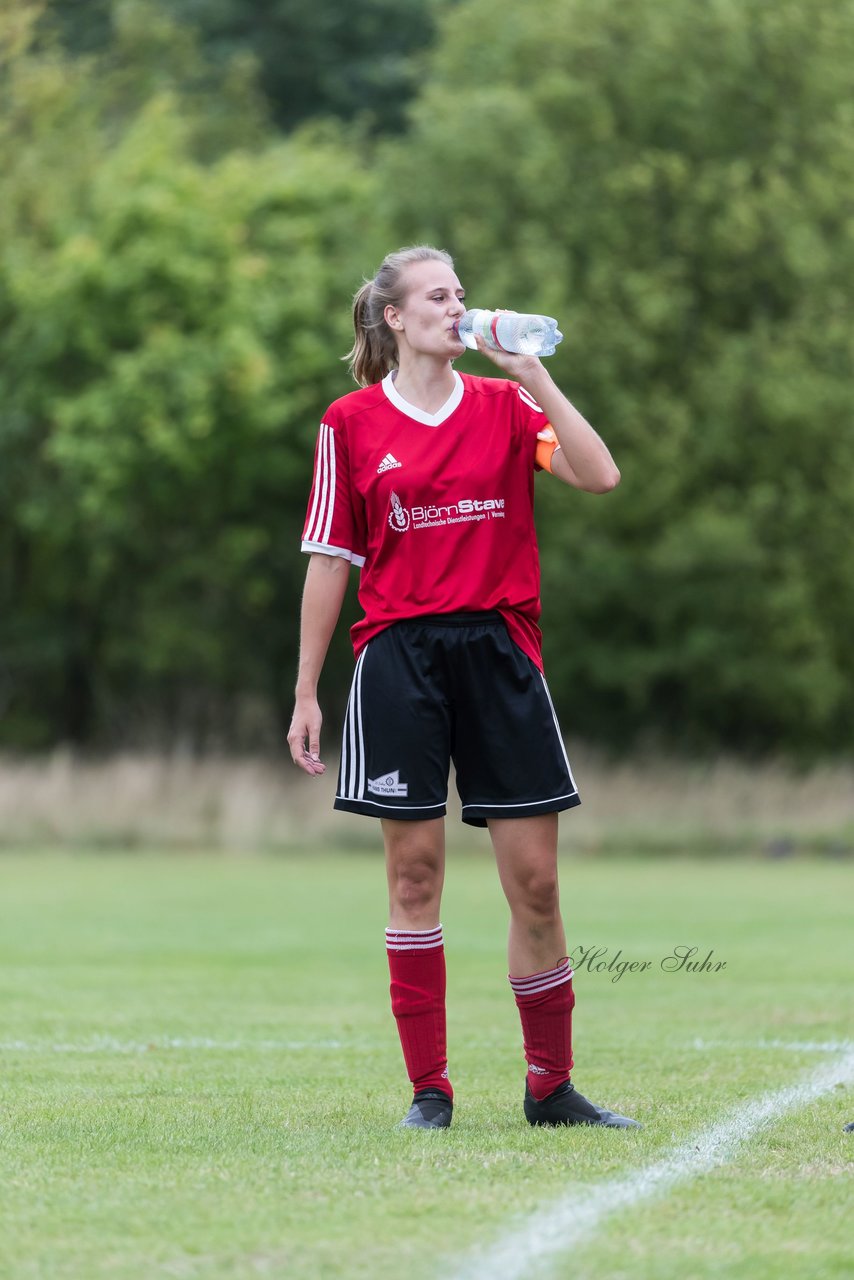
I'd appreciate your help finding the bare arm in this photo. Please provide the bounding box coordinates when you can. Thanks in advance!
[287,553,351,776]
[475,339,620,493]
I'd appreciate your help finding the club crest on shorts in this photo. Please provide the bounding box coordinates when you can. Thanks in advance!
[367,769,408,797]
[388,491,411,532]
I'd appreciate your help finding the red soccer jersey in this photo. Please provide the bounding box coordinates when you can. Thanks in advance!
[301,371,552,669]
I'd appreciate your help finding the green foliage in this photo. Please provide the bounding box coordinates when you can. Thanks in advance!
[3,0,854,755]
[0,9,387,745]
[38,0,456,134]
[387,0,854,753]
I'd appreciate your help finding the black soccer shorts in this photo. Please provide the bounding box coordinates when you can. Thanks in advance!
[334,612,580,827]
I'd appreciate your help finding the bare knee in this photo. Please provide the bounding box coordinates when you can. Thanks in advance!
[390,856,442,915]
[384,821,445,924]
[510,867,560,922]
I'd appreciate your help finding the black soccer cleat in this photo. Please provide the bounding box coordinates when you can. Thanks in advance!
[524,1080,641,1129]
[399,1088,453,1130]
[844,1121,854,1132]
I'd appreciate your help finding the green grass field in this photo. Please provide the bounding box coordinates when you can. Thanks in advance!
[1,849,852,1279]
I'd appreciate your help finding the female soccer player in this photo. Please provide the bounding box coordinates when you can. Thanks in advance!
[288,245,639,1131]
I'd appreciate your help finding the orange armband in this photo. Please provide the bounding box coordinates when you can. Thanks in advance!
[535,425,560,473]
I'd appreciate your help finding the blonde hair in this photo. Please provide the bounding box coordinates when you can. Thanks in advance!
[344,245,455,387]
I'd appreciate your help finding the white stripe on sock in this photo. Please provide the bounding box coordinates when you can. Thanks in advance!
[386,925,444,952]
[510,958,573,997]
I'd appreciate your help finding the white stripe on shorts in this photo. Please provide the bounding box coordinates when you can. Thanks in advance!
[539,673,576,791]
[462,791,577,812]
[341,647,368,800]
[355,649,366,799]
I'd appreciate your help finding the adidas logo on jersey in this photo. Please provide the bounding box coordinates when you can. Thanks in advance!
[377,453,402,473]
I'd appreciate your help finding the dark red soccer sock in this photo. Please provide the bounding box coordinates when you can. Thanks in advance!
[386,925,452,1100]
[510,957,575,1101]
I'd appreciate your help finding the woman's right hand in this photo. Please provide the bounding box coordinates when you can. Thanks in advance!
[287,695,326,776]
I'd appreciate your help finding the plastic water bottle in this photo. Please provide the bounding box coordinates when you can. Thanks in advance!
[455,309,563,357]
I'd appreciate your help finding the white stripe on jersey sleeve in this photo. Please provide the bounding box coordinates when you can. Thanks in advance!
[321,425,336,545]
[308,424,332,542]
[518,385,544,413]
[302,423,364,565]
[304,423,328,543]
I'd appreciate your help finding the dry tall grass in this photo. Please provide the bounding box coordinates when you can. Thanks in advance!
[1,748,852,853]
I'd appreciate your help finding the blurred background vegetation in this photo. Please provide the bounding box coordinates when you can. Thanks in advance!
[2,0,853,762]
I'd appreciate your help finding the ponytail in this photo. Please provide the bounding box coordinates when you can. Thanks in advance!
[346,280,398,388]
[344,245,455,387]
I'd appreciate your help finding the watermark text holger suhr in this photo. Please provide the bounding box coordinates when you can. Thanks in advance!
[568,945,727,983]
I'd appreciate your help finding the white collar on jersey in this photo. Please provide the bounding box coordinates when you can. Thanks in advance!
[381,370,464,426]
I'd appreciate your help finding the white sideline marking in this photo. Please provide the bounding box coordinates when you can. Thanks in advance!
[0,1036,348,1054]
[692,1037,854,1054]
[448,1048,854,1280]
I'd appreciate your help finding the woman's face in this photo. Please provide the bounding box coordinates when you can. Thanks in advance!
[385,260,467,361]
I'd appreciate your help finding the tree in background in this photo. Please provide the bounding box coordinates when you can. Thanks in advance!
[386,0,854,753]
[3,0,854,757]
[36,0,457,134]
[0,3,386,747]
